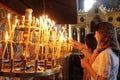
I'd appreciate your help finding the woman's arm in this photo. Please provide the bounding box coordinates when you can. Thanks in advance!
[72,40,85,51]
[81,59,107,80]
[72,40,92,60]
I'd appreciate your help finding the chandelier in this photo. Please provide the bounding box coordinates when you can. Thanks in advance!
[0,8,72,78]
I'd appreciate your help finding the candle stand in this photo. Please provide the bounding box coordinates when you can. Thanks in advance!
[0,9,72,80]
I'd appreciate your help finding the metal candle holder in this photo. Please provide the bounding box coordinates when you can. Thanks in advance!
[0,8,72,78]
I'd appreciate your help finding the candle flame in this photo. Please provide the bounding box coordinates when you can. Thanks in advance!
[45,15,48,20]
[60,32,64,41]
[36,18,39,26]
[40,16,43,24]
[51,21,55,27]
[16,19,18,24]
[52,34,55,39]
[8,13,11,20]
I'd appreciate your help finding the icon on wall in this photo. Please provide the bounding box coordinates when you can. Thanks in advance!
[80,17,85,22]
[108,16,113,22]
[116,17,120,22]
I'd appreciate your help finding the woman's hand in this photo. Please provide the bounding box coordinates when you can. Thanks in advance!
[72,40,80,49]
[81,58,89,69]
[72,39,84,50]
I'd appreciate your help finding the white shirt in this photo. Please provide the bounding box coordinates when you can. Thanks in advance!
[91,48,119,80]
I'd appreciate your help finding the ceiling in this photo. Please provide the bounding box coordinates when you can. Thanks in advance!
[0,0,77,24]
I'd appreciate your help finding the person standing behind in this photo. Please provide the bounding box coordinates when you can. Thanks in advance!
[72,22,120,80]
[82,33,97,80]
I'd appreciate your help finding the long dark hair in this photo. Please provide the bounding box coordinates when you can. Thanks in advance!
[94,22,120,55]
[85,33,97,52]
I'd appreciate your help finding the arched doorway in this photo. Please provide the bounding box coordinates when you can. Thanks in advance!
[80,27,85,44]
[72,27,77,41]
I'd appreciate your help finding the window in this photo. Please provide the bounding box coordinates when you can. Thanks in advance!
[84,0,96,12]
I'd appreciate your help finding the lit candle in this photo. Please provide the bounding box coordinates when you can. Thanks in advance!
[57,41,61,58]
[7,13,11,35]
[57,32,64,58]
[44,15,49,60]
[10,24,16,60]
[7,13,13,59]
[52,29,57,58]
[40,16,44,55]
[52,34,55,58]
[41,30,44,55]
[2,31,9,59]
[36,18,39,27]
[35,22,41,60]
[5,31,9,42]
[14,16,18,27]
[45,30,49,60]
